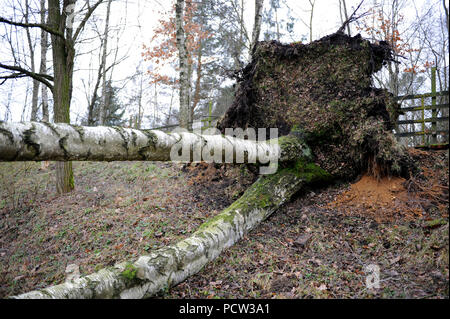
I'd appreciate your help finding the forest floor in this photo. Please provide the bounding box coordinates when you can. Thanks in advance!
[0,149,448,299]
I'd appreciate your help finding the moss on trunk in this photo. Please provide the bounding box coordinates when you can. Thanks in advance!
[12,153,330,299]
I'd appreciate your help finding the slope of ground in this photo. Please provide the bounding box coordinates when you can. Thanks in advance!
[0,149,448,298]
[165,149,448,299]
[0,161,252,298]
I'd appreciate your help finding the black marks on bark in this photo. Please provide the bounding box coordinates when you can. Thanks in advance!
[98,137,107,146]
[0,126,14,145]
[71,125,85,142]
[138,130,158,160]
[58,134,70,160]
[86,148,92,161]
[23,124,41,157]
[131,131,138,147]
[112,126,129,155]
[41,122,61,138]
[137,147,148,160]
[142,130,158,147]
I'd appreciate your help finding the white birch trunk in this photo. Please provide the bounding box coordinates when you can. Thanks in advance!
[250,0,264,54]
[99,0,113,125]
[176,0,190,129]
[40,0,49,122]
[25,0,39,121]
[0,121,306,163]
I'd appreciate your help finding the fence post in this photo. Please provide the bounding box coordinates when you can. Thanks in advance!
[208,100,212,128]
[431,67,437,144]
[421,97,425,145]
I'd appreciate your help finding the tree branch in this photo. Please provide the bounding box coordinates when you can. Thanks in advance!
[0,63,54,91]
[73,0,105,43]
[0,73,26,85]
[0,16,65,39]
[337,0,368,34]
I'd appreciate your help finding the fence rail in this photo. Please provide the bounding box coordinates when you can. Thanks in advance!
[397,116,449,125]
[395,90,449,100]
[149,101,221,132]
[150,115,220,132]
[394,67,449,147]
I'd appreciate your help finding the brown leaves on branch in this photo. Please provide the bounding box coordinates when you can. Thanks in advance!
[141,0,212,87]
[356,8,434,74]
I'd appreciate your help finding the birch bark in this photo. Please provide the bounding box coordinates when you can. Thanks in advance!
[176,0,191,130]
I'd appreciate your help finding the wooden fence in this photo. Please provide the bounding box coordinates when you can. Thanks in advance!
[150,101,220,132]
[394,67,449,148]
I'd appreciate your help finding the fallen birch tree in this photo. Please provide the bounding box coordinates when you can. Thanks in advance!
[0,122,303,164]
[0,32,417,299]
[0,121,319,299]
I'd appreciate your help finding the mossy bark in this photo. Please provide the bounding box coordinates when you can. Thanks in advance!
[11,157,331,299]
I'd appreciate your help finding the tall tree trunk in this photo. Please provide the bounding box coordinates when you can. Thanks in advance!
[232,0,245,71]
[21,81,30,121]
[0,121,305,164]
[87,76,101,125]
[48,0,75,194]
[340,0,351,36]
[275,6,280,41]
[192,1,204,116]
[87,48,107,125]
[137,73,143,129]
[308,0,315,43]
[40,0,49,122]
[443,0,449,79]
[153,82,158,127]
[192,38,203,115]
[187,59,193,129]
[166,86,175,126]
[250,0,263,54]
[25,0,40,121]
[176,0,190,130]
[99,0,113,125]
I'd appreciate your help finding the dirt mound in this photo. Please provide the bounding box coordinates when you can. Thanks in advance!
[327,174,421,222]
[328,149,449,222]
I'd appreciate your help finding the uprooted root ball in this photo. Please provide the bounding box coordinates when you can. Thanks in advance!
[218,32,415,180]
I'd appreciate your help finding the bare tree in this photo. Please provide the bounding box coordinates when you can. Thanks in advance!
[23,0,40,121]
[308,0,316,42]
[176,0,191,129]
[0,0,105,193]
[294,0,316,43]
[99,0,112,125]
[39,0,49,122]
[250,0,264,54]
[339,0,351,35]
